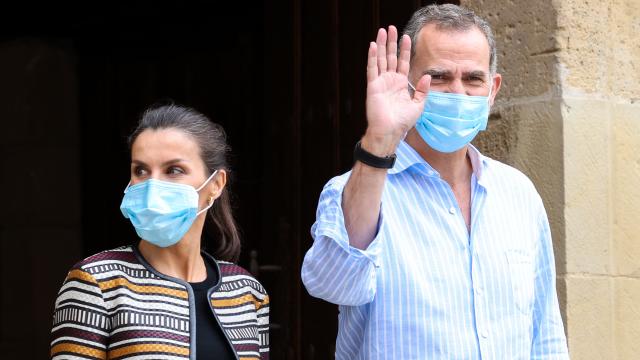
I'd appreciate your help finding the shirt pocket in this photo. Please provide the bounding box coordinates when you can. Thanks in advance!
[505,249,535,315]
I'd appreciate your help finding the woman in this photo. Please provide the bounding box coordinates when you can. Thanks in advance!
[50,104,269,360]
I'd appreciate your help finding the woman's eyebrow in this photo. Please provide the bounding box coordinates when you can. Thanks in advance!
[161,158,188,166]
[130,158,189,167]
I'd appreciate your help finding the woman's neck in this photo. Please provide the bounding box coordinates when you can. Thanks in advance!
[138,231,207,282]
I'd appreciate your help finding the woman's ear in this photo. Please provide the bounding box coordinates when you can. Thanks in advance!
[208,169,227,201]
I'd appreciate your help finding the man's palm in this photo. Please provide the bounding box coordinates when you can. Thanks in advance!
[367,71,424,137]
[365,26,430,141]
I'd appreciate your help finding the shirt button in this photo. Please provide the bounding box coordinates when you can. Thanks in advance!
[475,287,483,296]
[481,329,489,338]
[449,207,456,214]
[428,170,435,176]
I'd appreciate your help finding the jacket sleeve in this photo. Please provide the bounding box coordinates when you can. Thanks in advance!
[301,173,384,306]
[531,209,570,359]
[257,293,270,359]
[50,267,110,359]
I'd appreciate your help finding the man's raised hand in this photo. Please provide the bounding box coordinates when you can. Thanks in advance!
[364,26,430,155]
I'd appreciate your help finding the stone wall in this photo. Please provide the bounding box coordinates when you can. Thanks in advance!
[466,0,640,358]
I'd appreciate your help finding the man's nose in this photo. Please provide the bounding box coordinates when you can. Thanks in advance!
[447,79,466,94]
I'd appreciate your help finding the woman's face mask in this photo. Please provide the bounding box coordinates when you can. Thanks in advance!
[119,128,220,248]
[120,171,218,248]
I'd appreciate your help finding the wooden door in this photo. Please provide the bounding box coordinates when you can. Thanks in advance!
[281,1,455,358]
[76,0,453,359]
[0,1,453,358]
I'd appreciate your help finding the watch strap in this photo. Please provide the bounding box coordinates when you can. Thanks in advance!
[353,140,396,169]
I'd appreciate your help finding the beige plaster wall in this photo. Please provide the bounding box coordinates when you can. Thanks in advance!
[466,0,640,358]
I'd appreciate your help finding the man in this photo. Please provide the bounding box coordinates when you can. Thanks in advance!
[301,4,569,359]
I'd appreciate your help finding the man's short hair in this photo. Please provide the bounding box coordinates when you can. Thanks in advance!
[403,4,498,75]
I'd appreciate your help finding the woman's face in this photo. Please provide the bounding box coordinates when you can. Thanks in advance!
[130,128,224,209]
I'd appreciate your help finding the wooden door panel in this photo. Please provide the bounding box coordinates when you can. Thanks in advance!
[296,1,455,358]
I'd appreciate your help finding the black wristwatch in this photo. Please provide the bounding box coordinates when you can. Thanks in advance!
[353,140,396,169]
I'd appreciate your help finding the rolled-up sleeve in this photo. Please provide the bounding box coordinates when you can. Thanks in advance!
[301,173,384,306]
[531,206,570,359]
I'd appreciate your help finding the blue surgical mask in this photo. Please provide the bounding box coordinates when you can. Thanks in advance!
[119,171,218,248]
[410,85,492,153]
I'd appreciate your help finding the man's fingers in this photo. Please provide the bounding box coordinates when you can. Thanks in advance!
[387,26,398,72]
[412,74,431,103]
[367,42,378,83]
[398,35,411,76]
[376,28,387,73]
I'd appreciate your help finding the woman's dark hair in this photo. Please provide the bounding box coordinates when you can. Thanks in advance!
[128,104,241,262]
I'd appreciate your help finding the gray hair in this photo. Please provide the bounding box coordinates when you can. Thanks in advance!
[403,4,497,75]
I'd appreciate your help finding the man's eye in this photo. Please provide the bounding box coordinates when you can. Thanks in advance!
[430,75,447,84]
[467,77,484,84]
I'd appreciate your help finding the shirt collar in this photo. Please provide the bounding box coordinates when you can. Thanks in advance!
[388,140,426,175]
[467,143,488,184]
[389,141,490,186]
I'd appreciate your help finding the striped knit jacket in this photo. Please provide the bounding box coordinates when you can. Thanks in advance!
[50,245,269,359]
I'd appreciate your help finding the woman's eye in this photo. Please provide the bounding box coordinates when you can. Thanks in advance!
[168,166,185,175]
[133,166,148,176]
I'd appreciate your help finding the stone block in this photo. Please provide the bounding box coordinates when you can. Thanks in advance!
[555,0,611,94]
[562,98,612,275]
[614,278,640,359]
[612,103,640,276]
[465,0,562,99]
[607,0,640,99]
[563,275,613,359]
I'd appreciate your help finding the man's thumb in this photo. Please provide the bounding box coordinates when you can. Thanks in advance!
[412,74,431,103]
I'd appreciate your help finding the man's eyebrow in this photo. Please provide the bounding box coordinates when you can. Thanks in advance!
[463,70,488,78]
[423,69,451,76]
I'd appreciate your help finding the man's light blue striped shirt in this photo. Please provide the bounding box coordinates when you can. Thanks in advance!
[301,141,569,359]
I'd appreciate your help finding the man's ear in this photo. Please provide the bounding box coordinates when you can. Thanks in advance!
[490,73,502,106]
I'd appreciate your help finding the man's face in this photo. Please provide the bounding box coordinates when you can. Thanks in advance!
[409,23,501,104]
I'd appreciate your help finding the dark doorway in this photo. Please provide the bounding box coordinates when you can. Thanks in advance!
[1,1,455,358]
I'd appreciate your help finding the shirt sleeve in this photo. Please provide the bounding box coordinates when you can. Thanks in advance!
[256,294,270,359]
[531,207,570,359]
[301,173,384,306]
[50,268,110,359]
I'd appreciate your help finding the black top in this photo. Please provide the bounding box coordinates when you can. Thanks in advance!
[189,259,236,360]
